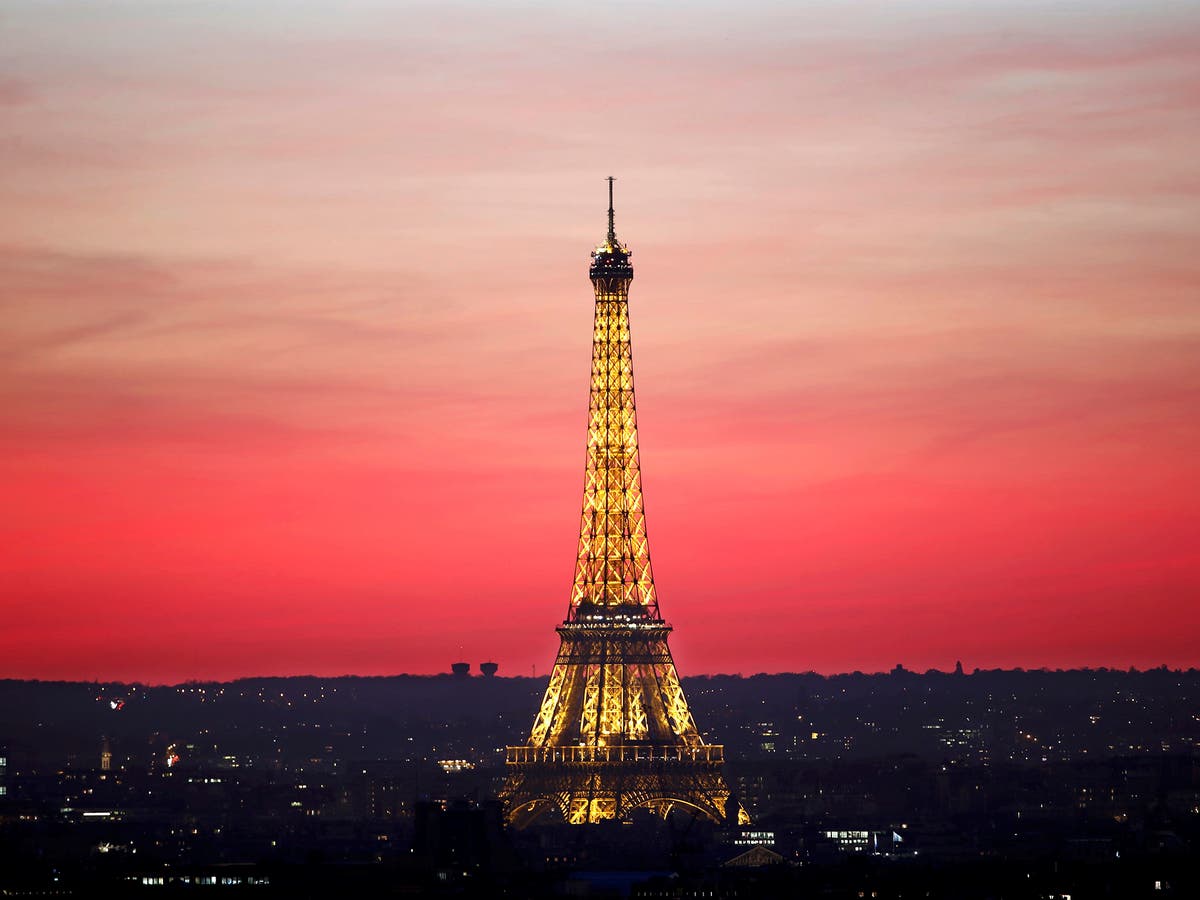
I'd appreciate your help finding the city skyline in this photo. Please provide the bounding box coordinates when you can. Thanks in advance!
[4,1,1199,683]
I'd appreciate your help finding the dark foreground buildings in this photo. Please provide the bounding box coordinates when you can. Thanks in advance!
[1,667,1198,897]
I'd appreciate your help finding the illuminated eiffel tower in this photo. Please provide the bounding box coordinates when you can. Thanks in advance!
[502,180,744,827]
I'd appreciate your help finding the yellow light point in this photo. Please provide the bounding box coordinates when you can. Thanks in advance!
[501,182,744,828]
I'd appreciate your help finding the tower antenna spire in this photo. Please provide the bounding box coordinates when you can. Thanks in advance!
[606,176,616,245]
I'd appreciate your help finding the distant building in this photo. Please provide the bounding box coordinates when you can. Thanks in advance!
[724,845,784,867]
[820,828,905,855]
[101,735,112,771]
[413,798,514,873]
[451,662,470,677]
[480,662,499,678]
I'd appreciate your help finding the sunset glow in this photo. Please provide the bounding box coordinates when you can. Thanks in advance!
[3,1,1199,682]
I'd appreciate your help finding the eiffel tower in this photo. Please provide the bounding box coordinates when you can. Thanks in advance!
[502,180,744,827]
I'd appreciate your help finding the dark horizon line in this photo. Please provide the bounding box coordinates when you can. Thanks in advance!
[3,663,1196,690]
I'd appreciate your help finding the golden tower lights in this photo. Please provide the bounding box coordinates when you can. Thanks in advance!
[502,180,743,827]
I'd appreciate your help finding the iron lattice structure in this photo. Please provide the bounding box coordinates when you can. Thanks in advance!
[503,181,743,828]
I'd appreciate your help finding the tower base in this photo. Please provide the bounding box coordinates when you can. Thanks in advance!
[501,744,737,827]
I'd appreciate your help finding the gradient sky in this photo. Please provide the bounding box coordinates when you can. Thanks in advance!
[3,1,1199,683]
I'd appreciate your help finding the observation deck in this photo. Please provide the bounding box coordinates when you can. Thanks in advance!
[506,744,724,767]
[589,243,633,282]
[558,614,670,635]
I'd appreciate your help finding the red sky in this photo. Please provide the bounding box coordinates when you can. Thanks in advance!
[3,2,1199,683]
